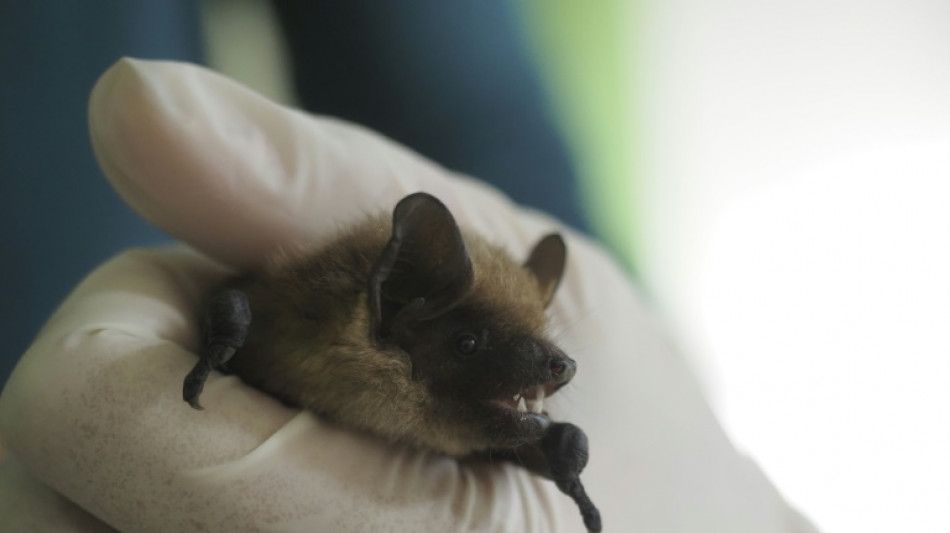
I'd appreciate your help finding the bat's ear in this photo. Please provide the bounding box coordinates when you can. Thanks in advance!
[370,193,474,338]
[524,233,567,308]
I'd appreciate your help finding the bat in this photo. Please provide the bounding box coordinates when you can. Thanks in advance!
[183,192,602,532]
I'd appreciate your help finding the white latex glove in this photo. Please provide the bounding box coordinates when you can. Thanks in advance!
[0,58,818,533]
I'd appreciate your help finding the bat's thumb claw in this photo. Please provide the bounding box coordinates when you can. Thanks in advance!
[183,381,205,410]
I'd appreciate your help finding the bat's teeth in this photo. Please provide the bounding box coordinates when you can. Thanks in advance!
[526,386,546,414]
[517,396,528,413]
[531,398,544,414]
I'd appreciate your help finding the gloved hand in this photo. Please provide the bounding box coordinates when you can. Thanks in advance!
[0,58,816,532]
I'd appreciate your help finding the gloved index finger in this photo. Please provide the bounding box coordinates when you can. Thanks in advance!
[89,58,497,272]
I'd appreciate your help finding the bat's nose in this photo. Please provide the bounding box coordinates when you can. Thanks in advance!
[524,338,577,387]
[549,353,576,385]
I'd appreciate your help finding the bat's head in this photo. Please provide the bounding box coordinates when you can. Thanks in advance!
[370,193,574,452]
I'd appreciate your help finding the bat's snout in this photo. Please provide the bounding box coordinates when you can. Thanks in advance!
[549,354,576,386]
[535,341,576,395]
[482,339,577,418]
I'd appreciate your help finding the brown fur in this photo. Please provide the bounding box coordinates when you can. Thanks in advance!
[227,216,553,456]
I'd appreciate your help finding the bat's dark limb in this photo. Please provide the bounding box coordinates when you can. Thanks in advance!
[183,344,238,410]
[540,422,602,533]
[183,359,212,410]
[490,422,602,531]
[183,288,252,409]
[555,476,602,533]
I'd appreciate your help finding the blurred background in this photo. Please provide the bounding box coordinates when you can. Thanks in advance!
[4,1,950,531]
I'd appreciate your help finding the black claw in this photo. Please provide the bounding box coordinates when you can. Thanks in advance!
[183,288,252,409]
[183,358,212,410]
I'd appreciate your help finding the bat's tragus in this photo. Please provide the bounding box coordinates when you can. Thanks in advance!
[183,192,602,532]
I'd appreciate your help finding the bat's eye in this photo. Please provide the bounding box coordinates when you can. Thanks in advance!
[456,334,479,356]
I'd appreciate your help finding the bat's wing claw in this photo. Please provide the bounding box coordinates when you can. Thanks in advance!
[183,361,209,410]
[558,476,602,533]
[540,422,602,532]
[183,288,252,409]
[186,398,204,411]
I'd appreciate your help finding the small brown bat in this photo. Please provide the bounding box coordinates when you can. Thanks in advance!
[183,192,601,532]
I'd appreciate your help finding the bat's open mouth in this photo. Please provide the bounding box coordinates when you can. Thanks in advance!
[485,381,563,417]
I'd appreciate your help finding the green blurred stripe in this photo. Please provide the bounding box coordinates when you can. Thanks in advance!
[516,1,639,270]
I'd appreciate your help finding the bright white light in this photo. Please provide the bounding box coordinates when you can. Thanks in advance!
[698,142,950,532]
[632,1,950,531]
